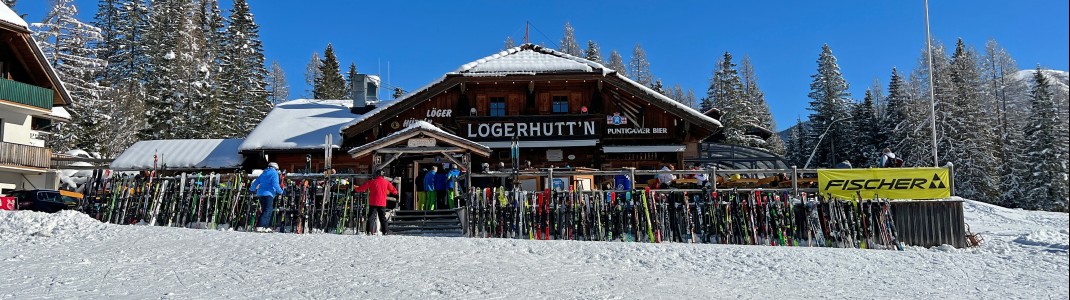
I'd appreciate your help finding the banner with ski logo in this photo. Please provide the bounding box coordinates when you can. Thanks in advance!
[818,167,950,200]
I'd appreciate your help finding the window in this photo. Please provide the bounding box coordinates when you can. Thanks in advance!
[31,117,52,131]
[489,97,506,116]
[366,82,378,99]
[552,96,569,113]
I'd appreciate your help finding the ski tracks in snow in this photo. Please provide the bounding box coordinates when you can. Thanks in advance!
[1,206,1068,299]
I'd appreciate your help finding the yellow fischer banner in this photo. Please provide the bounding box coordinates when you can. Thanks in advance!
[817,167,951,200]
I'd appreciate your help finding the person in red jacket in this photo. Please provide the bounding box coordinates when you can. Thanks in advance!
[354,170,398,235]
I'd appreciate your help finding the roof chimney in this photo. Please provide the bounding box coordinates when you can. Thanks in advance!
[350,74,381,114]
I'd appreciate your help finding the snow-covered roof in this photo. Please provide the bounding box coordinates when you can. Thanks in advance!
[0,4,28,29]
[338,77,449,134]
[341,43,720,135]
[452,44,609,76]
[240,99,358,151]
[111,139,244,171]
[366,74,381,86]
[348,121,491,158]
[45,106,71,121]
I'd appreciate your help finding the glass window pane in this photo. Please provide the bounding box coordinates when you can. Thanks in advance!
[552,96,568,113]
[490,97,506,116]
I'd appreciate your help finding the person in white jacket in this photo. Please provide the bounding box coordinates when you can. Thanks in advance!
[657,164,676,188]
[879,148,899,168]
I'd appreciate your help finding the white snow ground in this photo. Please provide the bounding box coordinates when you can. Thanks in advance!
[1,199,1066,299]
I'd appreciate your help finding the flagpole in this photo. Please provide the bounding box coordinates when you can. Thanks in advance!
[925,0,939,167]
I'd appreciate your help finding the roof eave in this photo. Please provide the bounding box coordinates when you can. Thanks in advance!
[603,75,722,133]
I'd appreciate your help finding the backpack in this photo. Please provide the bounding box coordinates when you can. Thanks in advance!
[881,154,904,168]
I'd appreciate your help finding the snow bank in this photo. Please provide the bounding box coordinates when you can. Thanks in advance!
[961,198,1069,255]
[0,210,106,242]
[0,200,1066,299]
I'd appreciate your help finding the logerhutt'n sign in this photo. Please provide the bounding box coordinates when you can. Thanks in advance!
[457,115,602,141]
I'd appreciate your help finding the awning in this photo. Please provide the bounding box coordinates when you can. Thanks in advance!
[602,145,686,153]
[481,139,598,148]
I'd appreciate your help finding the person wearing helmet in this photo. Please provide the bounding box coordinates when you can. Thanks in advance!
[249,162,284,232]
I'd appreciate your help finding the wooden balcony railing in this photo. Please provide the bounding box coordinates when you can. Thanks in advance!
[0,77,54,110]
[0,141,51,169]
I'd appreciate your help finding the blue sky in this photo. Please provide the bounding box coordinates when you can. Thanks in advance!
[15,0,1069,130]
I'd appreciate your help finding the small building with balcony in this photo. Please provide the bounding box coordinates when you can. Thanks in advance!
[1,6,74,194]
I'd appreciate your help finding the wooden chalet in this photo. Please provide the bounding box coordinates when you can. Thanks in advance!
[340,44,723,177]
[1,6,73,193]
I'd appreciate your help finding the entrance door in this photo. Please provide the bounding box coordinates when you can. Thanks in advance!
[388,162,414,210]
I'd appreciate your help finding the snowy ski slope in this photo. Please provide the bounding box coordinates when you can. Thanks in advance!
[1,199,1066,299]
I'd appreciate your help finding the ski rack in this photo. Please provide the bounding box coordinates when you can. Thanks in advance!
[470,167,820,197]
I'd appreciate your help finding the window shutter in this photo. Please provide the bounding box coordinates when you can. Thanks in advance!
[476,94,488,116]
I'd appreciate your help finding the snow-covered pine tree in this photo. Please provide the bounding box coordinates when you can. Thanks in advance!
[343,62,357,100]
[607,50,627,77]
[1000,120,1029,207]
[784,118,808,167]
[707,52,742,110]
[980,40,1030,128]
[699,97,713,113]
[392,87,405,99]
[584,40,602,64]
[304,52,321,98]
[32,0,108,152]
[629,44,653,87]
[708,52,763,149]
[180,0,216,139]
[740,55,783,154]
[653,79,664,94]
[92,0,119,84]
[848,90,880,166]
[1022,66,1070,211]
[922,41,957,169]
[945,39,999,202]
[94,0,147,154]
[762,114,786,156]
[979,39,1031,206]
[805,44,853,168]
[879,68,906,151]
[139,0,186,140]
[504,36,514,49]
[671,84,685,105]
[899,70,937,167]
[219,0,270,137]
[314,43,346,99]
[559,21,581,56]
[267,60,289,105]
[867,78,885,133]
[686,89,697,110]
[195,0,226,138]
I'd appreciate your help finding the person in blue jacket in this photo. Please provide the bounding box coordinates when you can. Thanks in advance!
[249,162,284,232]
[434,164,449,209]
[422,166,438,210]
[445,166,462,208]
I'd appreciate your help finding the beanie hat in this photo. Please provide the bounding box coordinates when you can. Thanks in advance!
[268,162,279,169]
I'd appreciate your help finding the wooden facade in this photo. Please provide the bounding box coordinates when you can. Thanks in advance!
[341,44,721,173]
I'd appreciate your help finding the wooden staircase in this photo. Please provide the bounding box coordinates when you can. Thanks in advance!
[388,209,464,237]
